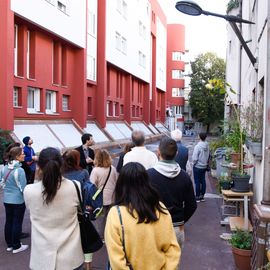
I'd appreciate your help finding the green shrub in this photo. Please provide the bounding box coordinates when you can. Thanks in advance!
[229,229,252,250]
[0,129,13,164]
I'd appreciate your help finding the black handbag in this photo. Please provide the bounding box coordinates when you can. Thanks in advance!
[72,181,103,253]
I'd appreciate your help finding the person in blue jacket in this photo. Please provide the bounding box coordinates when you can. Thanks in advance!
[1,146,28,253]
[171,129,189,171]
[22,136,38,184]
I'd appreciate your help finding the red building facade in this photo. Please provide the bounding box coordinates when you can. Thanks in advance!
[0,0,185,138]
[166,24,186,126]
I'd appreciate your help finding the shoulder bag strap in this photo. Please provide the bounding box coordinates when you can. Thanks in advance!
[116,205,133,269]
[101,166,112,192]
[2,169,13,184]
[72,180,84,213]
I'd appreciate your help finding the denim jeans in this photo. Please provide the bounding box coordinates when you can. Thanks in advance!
[4,202,26,249]
[193,167,206,199]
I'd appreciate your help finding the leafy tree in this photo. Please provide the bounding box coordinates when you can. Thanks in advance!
[189,52,226,133]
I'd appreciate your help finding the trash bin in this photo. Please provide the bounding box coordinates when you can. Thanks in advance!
[214,147,227,178]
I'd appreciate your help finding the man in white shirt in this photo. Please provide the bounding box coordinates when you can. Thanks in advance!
[123,130,158,169]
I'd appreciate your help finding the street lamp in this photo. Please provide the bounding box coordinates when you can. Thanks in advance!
[175,1,257,67]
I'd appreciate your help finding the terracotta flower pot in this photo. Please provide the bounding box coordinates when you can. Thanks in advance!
[232,246,251,270]
[230,152,241,167]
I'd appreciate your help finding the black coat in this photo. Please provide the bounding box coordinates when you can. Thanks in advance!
[148,168,197,225]
[75,146,95,175]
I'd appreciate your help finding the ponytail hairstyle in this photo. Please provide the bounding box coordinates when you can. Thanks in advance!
[38,147,63,205]
[8,146,23,163]
[4,143,21,163]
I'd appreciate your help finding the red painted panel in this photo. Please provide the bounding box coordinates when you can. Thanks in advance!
[167,24,186,109]
[0,0,14,130]
[96,0,107,127]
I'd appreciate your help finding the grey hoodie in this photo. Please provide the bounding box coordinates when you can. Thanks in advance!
[153,160,181,178]
[192,141,210,169]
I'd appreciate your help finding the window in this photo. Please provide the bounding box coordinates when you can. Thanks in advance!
[122,1,127,19]
[139,21,146,39]
[62,95,70,111]
[115,32,121,51]
[121,37,127,54]
[158,67,164,81]
[87,55,96,81]
[117,0,127,19]
[172,51,182,61]
[57,0,69,15]
[27,87,40,113]
[46,90,56,114]
[26,30,35,79]
[107,101,113,117]
[61,46,67,85]
[117,0,121,13]
[139,51,146,68]
[58,1,66,12]
[88,11,96,36]
[172,88,184,97]
[173,105,182,115]
[172,70,184,79]
[88,97,92,115]
[26,31,30,79]
[120,104,124,115]
[14,25,18,76]
[13,87,21,107]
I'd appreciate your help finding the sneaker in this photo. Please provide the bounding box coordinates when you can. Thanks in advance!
[12,244,28,254]
[6,247,13,252]
[200,197,205,202]
[196,199,200,203]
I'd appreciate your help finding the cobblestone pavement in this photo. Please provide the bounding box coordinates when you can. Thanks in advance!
[0,136,236,269]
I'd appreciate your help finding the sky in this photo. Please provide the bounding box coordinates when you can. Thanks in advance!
[158,0,228,60]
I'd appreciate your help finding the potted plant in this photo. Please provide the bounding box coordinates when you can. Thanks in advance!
[218,172,232,193]
[206,79,251,192]
[229,228,252,270]
[242,101,263,158]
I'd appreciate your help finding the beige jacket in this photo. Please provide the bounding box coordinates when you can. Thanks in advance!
[24,178,84,270]
[90,165,118,206]
[105,205,181,270]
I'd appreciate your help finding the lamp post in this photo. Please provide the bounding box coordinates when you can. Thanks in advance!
[175,0,257,67]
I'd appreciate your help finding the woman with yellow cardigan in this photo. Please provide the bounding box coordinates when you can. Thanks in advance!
[105,162,180,270]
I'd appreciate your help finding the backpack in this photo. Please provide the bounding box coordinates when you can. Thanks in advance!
[82,181,103,220]
[82,166,112,220]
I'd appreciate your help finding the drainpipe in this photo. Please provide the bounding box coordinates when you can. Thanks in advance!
[261,17,270,205]
[238,1,242,106]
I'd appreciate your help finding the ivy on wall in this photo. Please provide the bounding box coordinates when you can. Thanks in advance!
[226,0,239,14]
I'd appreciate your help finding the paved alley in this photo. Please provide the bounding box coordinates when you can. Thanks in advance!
[0,136,236,269]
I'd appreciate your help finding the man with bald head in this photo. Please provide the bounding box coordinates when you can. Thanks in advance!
[123,130,158,169]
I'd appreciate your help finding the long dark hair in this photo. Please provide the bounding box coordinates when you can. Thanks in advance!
[114,162,166,223]
[38,147,63,205]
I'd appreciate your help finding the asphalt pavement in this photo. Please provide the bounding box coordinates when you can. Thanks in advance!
[0,136,236,269]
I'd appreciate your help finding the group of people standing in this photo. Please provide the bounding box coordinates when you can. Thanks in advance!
[1,129,210,270]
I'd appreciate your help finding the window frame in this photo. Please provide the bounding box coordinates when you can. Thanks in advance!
[27,87,40,113]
